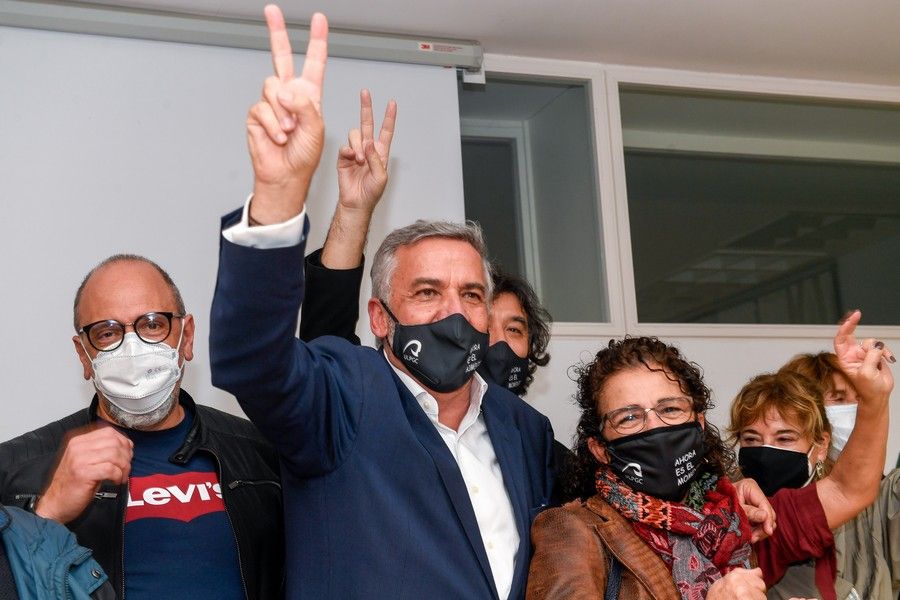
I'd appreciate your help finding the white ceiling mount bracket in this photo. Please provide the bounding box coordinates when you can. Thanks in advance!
[461,65,486,85]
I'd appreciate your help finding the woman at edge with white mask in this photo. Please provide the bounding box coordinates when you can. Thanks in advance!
[777,352,900,600]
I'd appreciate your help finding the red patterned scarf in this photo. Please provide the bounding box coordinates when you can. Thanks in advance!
[595,467,752,599]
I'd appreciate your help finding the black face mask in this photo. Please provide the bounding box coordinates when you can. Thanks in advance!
[738,445,813,497]
[481,341,530,395]
[381,302,488,393]
[604,422,705,501]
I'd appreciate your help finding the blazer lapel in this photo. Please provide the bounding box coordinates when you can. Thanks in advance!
[481,389,531,598]
[586,496,681,600]
[391,370,500,600]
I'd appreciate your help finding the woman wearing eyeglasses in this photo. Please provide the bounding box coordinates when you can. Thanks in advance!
[526,310,893,600]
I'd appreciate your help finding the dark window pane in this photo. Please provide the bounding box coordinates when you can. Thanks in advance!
[621,87,900,325]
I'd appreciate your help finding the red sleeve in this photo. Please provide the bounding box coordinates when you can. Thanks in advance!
[754,482,836,599]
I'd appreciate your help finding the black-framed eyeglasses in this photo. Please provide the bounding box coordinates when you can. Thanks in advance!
[78,312,185,352]
[601,397,694,434]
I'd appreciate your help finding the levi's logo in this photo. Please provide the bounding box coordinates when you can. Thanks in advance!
[126,472,224,524]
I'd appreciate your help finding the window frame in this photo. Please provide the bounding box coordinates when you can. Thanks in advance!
[483,54,900,339]
[480,56,625,338]
[460,119,542,296]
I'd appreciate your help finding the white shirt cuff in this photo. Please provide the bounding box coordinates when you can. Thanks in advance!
[222,194,307,249]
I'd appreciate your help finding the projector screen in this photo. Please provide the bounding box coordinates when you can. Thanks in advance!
[0,25,464,440]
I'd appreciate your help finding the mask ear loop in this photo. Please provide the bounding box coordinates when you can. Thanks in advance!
[172,319,187,370]
[379,299,401,325]
[377,300,401,352]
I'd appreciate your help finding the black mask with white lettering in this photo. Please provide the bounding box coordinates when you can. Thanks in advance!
[738,445,813,497]
[603,422,705,501]
[481,341,530,395]
[381,301,488,393]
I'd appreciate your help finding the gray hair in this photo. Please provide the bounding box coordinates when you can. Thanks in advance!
[371,220,494,304]
[73,254,186,330]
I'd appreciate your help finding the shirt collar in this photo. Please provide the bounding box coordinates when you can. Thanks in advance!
[384,349,488,431]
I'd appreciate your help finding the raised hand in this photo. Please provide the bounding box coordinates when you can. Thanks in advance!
[337,89,397,214]
[35,426,133,524]
[320,90,397,269]
[833,309,894,402]
[247,5,328,224]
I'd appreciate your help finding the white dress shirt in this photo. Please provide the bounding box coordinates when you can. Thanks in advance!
[222,194,307,248]
[223,197,520,598]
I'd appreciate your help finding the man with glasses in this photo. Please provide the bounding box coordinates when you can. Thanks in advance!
[0,254,283,600]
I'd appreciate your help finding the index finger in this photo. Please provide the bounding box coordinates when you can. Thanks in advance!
[378,99,398,153]
[299,12,328,102]
[834,309,861,354]
[265,5,294,82]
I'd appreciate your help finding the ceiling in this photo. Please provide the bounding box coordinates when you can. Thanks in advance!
[78,0,900,87]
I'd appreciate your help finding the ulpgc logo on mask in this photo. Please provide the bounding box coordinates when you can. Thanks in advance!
[623,463,642,478]
[621,462,643,485]
[403,340,422,363]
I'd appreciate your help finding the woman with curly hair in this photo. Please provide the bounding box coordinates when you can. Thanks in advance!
[526,310,893,600]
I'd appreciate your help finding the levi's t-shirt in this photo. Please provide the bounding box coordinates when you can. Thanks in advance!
[121,409,244,599]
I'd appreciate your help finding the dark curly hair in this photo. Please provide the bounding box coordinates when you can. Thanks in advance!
[491,269,552,395]
[565,336,736,500]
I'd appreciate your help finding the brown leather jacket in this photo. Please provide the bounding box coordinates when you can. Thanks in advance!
[527,497,680,600]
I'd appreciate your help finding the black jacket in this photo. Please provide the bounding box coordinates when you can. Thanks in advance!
[0,391,283,600]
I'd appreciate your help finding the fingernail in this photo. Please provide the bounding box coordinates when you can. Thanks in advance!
[282,117,295,130]
[838,309,856,324]
[277,132,287,144]
[278,91,293,104]
[875,341,884,350]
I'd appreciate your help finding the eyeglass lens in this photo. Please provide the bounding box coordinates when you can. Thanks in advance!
[86,312,174,351]
[606,397,693,433]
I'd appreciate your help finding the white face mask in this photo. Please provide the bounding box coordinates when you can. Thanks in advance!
[86,331,183,416]
[824,403,857,461]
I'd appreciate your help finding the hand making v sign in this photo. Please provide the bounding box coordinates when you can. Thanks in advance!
[247,5,329,225]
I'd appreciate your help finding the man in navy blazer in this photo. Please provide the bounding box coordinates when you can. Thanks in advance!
[209,6,554,599]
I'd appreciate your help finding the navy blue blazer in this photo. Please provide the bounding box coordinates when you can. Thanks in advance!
[210,210,555,600]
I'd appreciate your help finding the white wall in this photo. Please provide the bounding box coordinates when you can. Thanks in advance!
[0,25,462,440]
